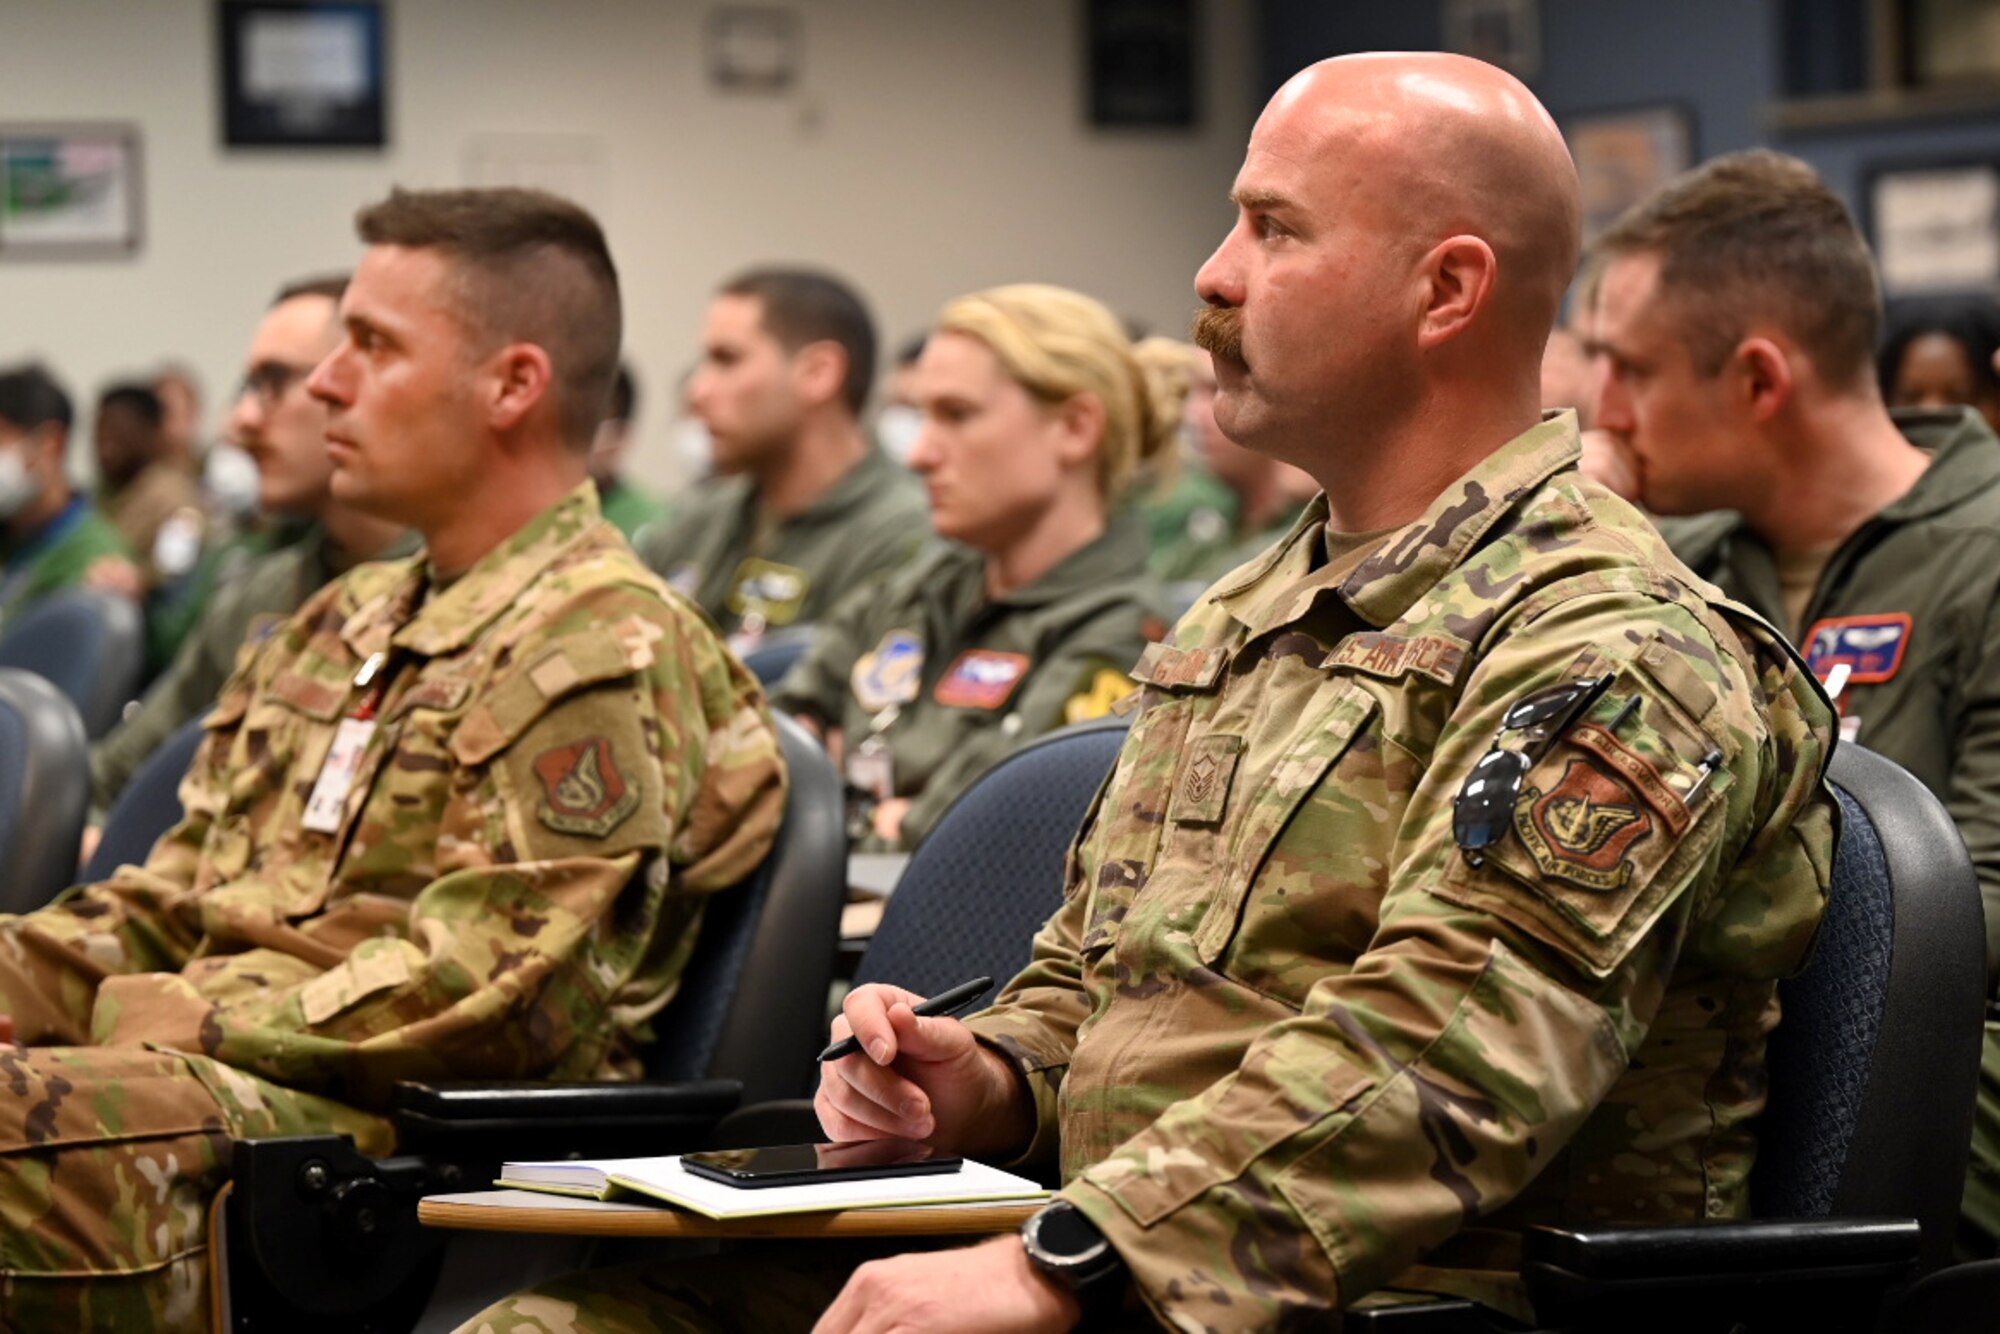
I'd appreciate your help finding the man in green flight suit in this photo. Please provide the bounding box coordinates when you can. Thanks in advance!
[638,268,927,652]
[87,274,414,825]
[592,362,673,546]
[0,186,788,1332]
[1580,148,2000,1257]
[0,364,137,630]
[464,52,1836,1334]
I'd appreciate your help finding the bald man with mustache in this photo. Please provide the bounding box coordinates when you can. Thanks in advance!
[464,54,1836,1334]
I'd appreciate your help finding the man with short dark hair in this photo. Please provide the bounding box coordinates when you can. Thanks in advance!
[94,380,207,588]
[0,187,787,1331]
[1583,146,2000,1257]
[638,267,926,650]
[0,364,136,627]
[87,273,413,821]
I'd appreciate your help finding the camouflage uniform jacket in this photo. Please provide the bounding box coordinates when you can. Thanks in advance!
[1659,406,2000,987]
[771,509,1161,850]
[39,483,786,1109]
[637,446,927,642]
[965,414,1836,1326]
[90,521,421,816]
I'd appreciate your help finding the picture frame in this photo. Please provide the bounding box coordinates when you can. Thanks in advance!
[1864,158,2000,297]
[218,1,387,148]
[1443,0,1541,82]
[1086,0,1199,129]
[706,6,801,93]
[1565,104,1697,243]
[0,124,144,260]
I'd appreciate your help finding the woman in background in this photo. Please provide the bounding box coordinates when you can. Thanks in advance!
[773,283,1179,850]
[1878,297,2000,433]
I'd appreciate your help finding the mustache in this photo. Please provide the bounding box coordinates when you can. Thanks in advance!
[1190,305,1243,363]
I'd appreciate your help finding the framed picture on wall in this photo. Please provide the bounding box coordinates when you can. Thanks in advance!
[1565,105,1696,243]
[1443,0,1541,81]
[1865,159,2000,297]
[218,1,388,148]
[0,124,144,260]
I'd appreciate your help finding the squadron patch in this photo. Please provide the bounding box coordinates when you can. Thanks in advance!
[1514,757,1653,892]
[851,630,925,713]
[533,736,639,837]
[1802,613,1912,686]
[726,558,811,625]
[934,650,1031,710]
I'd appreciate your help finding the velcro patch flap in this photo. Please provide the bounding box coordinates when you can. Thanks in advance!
[452,632,647,766]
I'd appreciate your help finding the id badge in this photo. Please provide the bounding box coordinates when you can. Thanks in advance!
[303,717,377,833]
[846,740,896,801]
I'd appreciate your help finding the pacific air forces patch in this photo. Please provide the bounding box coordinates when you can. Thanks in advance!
[1514,756,1653,892]
[534,736,639,837]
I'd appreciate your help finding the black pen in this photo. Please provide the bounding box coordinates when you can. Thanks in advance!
[817,976,994,1062]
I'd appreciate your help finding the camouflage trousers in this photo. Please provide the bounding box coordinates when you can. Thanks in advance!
[0,912,394,1332]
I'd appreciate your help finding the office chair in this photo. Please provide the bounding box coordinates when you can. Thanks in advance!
[0,668,90,913]
[0,587,145,739]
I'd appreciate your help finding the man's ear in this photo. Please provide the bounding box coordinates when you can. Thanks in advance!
[1732,337,1795,423]
[792,339,850,410]
[486,343,555,433]
[1415,235,1498,351]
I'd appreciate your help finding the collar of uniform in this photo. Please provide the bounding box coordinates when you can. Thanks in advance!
[341,482,604,661]
[994,506,1151,610]
[1213,412,1581,634]
[752,445,903,531]
[1879,405,2000,523]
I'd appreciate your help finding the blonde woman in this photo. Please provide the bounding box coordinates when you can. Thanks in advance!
[773,283,1180,850]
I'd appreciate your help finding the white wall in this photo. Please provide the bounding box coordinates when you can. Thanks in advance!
[0,0,1252,492]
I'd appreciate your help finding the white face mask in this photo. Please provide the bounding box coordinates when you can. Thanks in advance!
[0,446,39,521]
[876,404,924,465]
[204,442,262,520]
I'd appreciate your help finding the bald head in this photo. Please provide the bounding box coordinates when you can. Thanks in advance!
[1194,53,1580,499]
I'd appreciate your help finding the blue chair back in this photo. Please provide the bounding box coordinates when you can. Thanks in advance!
[647,711,849,1102]
[740,625,819,686]
[855,718,1129,1013]
[1756,743,1985,1274]
[0,669,89,913]
[0,588,144,739]
[83,716,207,884]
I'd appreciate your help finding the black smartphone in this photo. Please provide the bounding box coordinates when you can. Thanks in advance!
[680,1139,963,1189]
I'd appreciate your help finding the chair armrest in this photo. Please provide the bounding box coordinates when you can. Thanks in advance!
[1524,1217,1919,1332]
[391,1078,742,1160]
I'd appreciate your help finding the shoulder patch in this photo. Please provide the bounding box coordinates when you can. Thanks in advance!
[1802,613,1911,685]
[934,650,1031,710]
[1515,756,1653,892]
[727,558,810,625]
[533,736,639,838]
[852,630,925,713]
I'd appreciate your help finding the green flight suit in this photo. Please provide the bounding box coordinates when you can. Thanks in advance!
[596,477,673,547]
[1656,405,2000,1255]
[636,447,926,644]
[0,497,132,629]
[1142,462,1238,581]
[772,510,1162,850]
[89,522,422,816]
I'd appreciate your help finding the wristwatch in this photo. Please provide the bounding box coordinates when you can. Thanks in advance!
[1021,1199,1129,1318]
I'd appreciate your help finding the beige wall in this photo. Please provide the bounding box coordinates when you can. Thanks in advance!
[0,0,1251,491]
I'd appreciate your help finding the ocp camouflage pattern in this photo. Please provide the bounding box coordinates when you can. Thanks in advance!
[0,483,787,1330]
[967,412,1837,1329]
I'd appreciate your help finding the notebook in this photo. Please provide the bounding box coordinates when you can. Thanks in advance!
[496,1153,1051,1219]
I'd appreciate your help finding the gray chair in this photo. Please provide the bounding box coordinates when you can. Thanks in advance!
[82,716,206,883]
[0,669,89,913]
[0,587,145,739]
[739,623,819,687]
